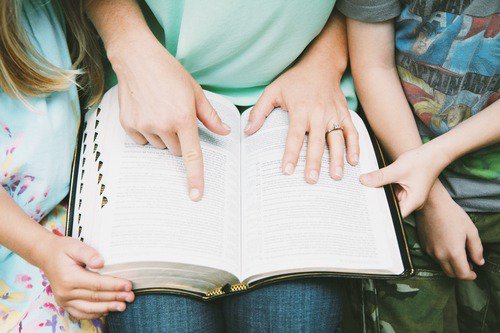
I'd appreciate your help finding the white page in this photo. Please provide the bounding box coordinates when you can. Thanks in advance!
[96,88,242,278]
[240,108,403,279]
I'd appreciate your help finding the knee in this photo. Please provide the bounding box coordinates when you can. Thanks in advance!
[224,278,343,332]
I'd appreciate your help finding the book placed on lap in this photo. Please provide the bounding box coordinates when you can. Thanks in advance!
[66,86,413,300]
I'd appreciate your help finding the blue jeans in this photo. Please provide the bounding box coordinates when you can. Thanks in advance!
[107,278,343,332]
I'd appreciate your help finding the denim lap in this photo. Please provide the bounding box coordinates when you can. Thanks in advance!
[106,278,343,333]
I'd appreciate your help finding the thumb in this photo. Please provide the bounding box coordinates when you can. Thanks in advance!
[466,228,485,266]
[398,193,416,218]
[244,88,278,135]
[360,164,399,188]
[68,242,104,269]
[397,188,429,218]
[195,92,231,136]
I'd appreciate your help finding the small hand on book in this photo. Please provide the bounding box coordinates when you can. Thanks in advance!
[34,235,134,320]
[359,143,448,218]
[359,142,485,281]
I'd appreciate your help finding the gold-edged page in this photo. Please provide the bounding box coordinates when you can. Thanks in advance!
[93,87,243,287]
[239,108,404,281]
[99,262,238,294]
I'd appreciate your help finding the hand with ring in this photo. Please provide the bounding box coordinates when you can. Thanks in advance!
[244,61,360,183]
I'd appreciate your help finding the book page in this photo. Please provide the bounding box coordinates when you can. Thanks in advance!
[95,87,242,278]
[240,108,403,280]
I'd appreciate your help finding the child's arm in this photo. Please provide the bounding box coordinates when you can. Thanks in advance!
[85,0,231,202]
[347,18,486,280]
[245,9,360,183]
[360,100,500,213]
[0,189,134,319]
[347,18,436,214]
[347,19,423,160]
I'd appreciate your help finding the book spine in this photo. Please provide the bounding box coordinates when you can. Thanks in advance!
[205,282,248,297]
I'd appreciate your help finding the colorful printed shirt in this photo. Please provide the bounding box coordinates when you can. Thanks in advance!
[338,0,500,212]
[0,1,104,331]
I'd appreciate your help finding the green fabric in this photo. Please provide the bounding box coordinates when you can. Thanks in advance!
[343,213,500,333]
[106,0,357,110]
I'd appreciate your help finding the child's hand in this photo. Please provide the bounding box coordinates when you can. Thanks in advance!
[244,62,359,183]
[110,37,231,201]
[416,187,484,280]
[36,236,134,320]
[359,144,447,217]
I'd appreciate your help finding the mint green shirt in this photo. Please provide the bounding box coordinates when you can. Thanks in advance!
[110,0,357,109]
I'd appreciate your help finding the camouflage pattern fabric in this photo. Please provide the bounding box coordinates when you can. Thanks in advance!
[343,213,500,333]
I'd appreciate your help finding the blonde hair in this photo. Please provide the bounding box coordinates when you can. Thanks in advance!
[0,0,103,108]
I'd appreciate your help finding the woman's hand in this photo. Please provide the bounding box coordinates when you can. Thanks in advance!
[360,143,448,217]
[35,235,135,320]
[415,184,484,280]
[244,9,358,183]
[244,62,359,183]
[108,36,231,201]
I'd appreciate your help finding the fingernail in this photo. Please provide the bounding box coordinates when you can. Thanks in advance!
[123,283,132,291]
[244,122,252,132]
[125,294,134,303]
[284,163,294,175]
[189,188,201,201]
[117,304,125,312]
[480,258,485,265]
[308,170,319,183]
[333,167,343,180]
[353,154,359,164]
[222,122,231,132]
[90,256,104,267]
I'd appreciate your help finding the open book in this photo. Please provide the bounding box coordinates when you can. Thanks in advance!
[67,86,413,299]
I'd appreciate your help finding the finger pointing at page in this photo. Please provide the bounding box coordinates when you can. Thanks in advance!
[178,125,204,201]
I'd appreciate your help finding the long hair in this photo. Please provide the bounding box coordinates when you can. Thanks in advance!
[0,0,103,108]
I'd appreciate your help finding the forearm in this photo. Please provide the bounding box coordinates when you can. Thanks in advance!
[0,188,55,268]
[347,19,422,160]
[297,9,348,78]
[85,0,159,66]
[347,18,454,202]
[425,100,500,167]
